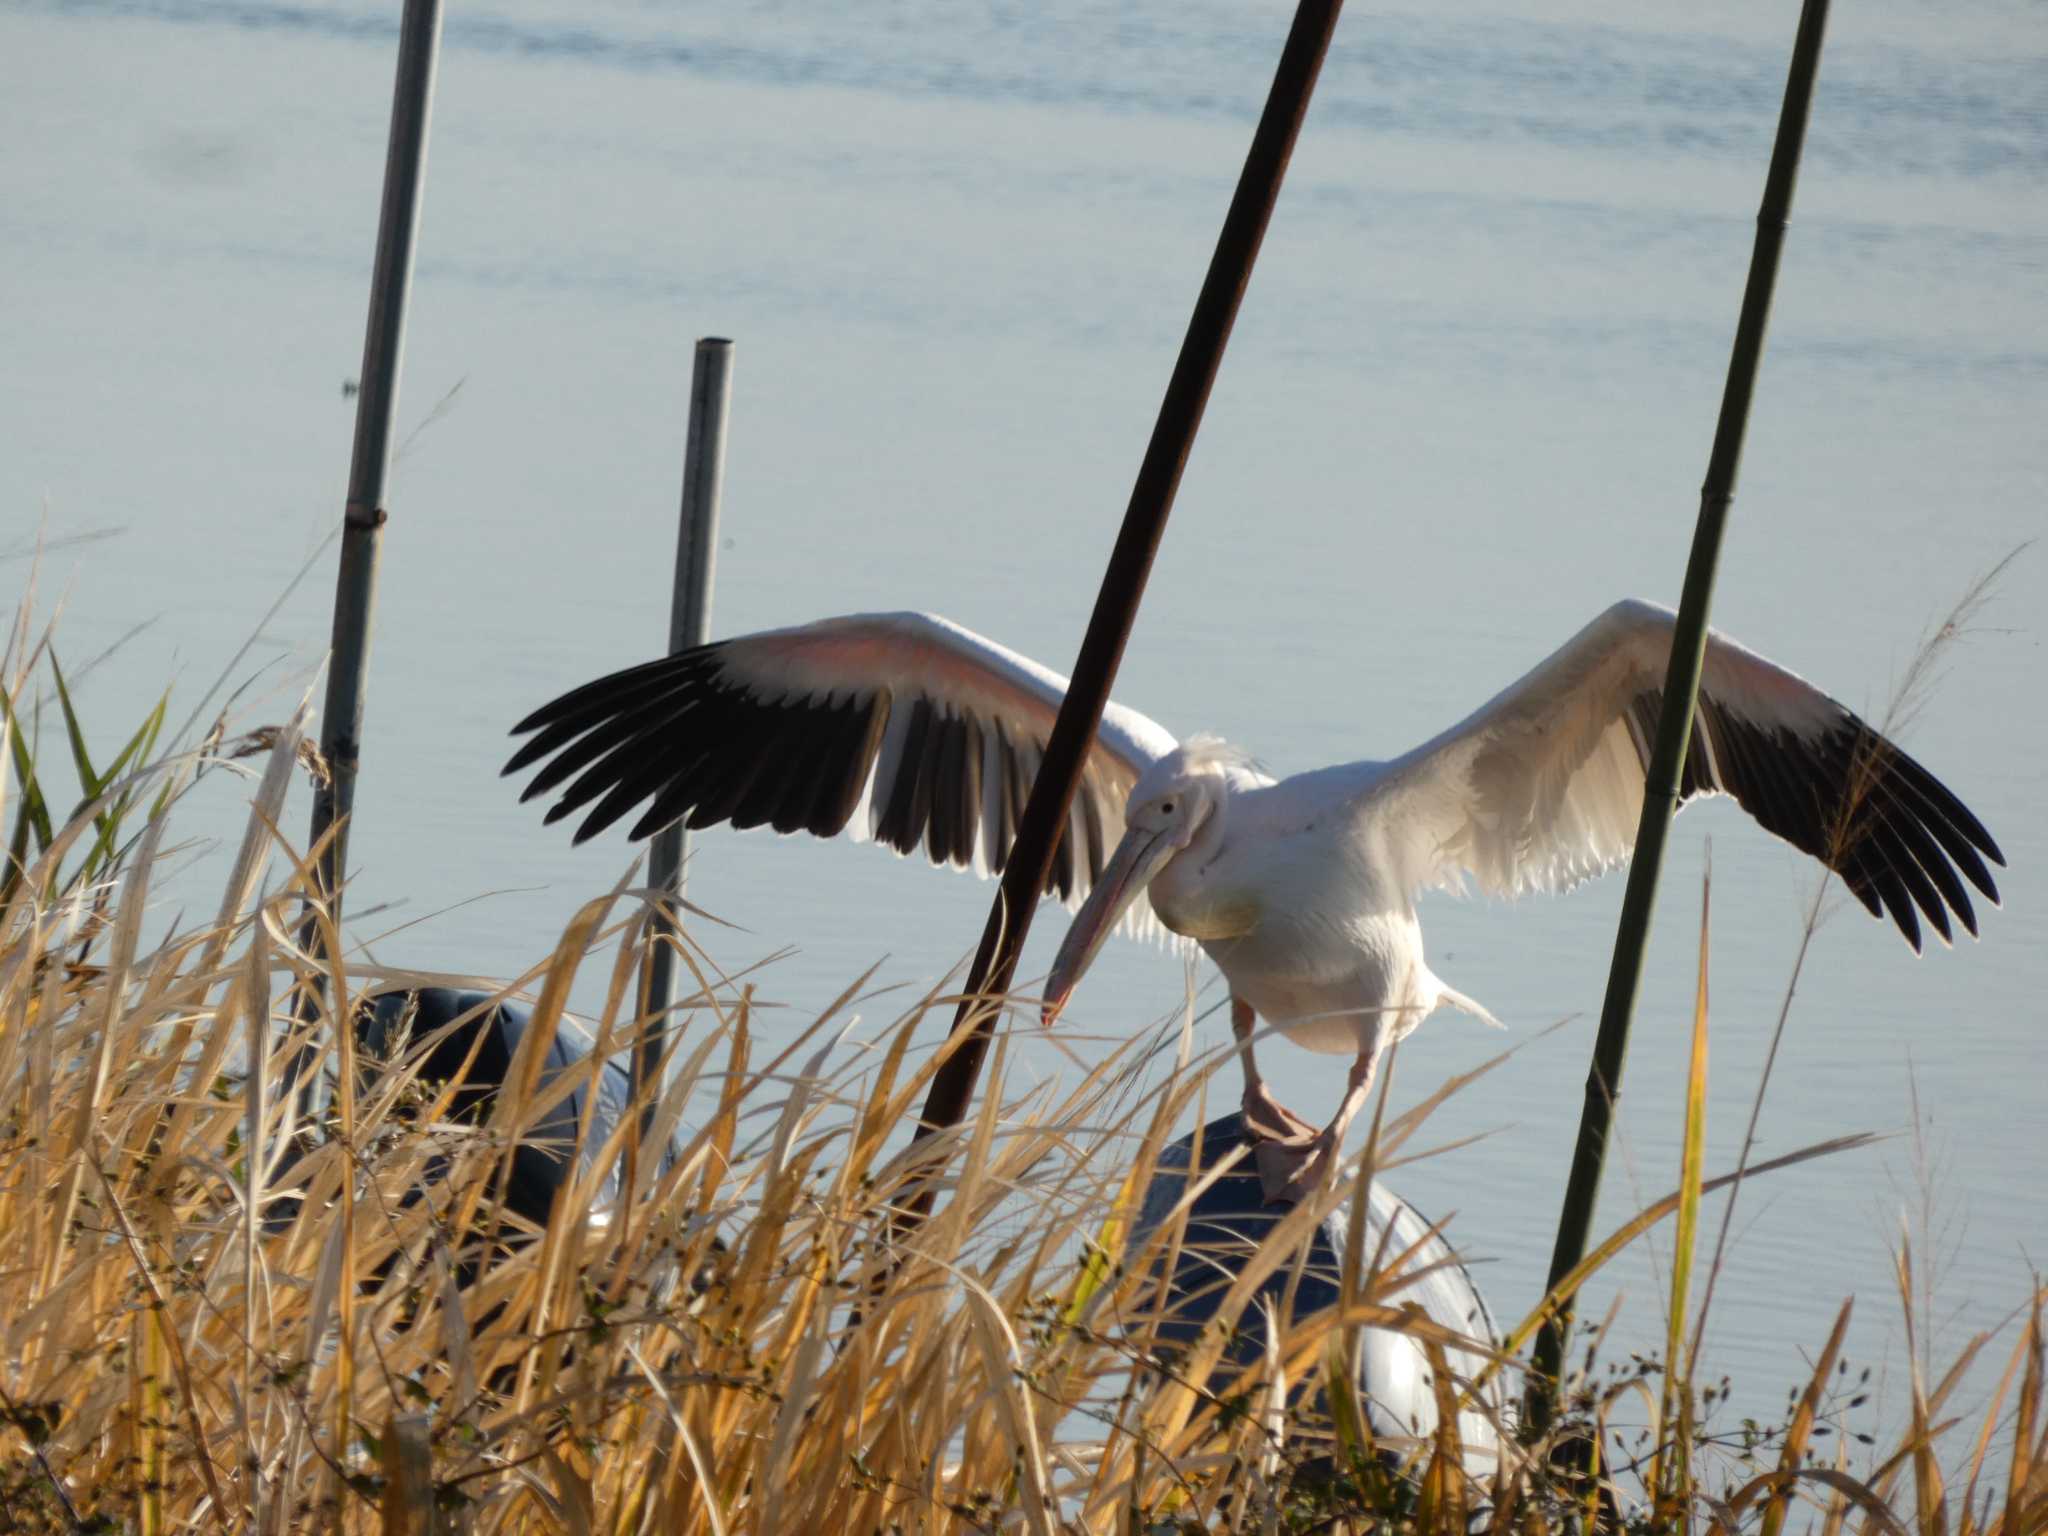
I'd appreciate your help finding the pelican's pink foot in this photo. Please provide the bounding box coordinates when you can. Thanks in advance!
[1241,1081,1319,1145]
[1253,1127,1343,1206]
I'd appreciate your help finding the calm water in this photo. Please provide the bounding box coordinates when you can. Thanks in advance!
[6,0,2044,1462]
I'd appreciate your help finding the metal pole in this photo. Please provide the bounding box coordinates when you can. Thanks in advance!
[634,338,733,1139]
[290,0,443,1094]
[906,0,1347,1187]
[1524,0,1831,1433]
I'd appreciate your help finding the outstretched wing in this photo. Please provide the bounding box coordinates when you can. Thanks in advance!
[506,611,1181,913]
[1363,599,2002,950]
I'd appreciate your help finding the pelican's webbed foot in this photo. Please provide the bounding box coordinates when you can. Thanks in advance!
[1241,1081,1319,1146]
[1252,1127,1341,1207]
[1240,1086,1338,1206]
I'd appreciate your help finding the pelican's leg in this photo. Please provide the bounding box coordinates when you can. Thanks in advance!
[1256,1029,1387,1206]
[1233,994,1317,1144]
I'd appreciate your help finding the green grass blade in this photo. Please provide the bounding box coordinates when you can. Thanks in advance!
[57,680,172,890]
[97,687,169,787]
[48,650,101,796]
[3,800,30,907]
[1655,864,1712,1523]
[0,680,54,852]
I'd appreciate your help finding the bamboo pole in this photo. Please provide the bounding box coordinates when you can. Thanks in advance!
[908,0,1347,1172]
[289,0,443,1098]
[634,338,733,1149]
[1524,0,1833,1433]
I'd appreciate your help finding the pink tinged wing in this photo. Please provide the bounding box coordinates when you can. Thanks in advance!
[1358,599,2002,951]
[505,611,1182,928]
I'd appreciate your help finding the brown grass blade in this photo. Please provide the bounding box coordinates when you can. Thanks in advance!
[2005,1291,2043,1536]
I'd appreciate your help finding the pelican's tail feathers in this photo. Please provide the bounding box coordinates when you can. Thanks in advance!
[1434,979,1505,1030]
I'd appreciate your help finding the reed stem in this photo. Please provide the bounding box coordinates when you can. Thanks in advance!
[289,0,445,1118]
[1525,0,1834,1434]
[635,337,733,1152]
[908,0,1349,1184]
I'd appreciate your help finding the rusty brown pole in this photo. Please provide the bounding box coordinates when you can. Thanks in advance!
[908,0,1348,1170]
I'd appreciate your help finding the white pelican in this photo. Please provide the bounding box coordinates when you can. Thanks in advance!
[506,602,2002,1200]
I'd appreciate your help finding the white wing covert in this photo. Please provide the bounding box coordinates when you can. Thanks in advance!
[1361,600,2002,951]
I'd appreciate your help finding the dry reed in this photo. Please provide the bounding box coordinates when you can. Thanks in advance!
[0,619,2041,1534]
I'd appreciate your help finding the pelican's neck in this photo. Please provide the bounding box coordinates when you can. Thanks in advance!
[1148,776,1247,939]
[1183,776,1233,864]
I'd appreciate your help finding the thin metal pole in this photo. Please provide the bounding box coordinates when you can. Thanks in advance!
[634,338,733,1140]
[1524,0,1832,1433]
[290,0,443,1094]
[906,0,1347,1187]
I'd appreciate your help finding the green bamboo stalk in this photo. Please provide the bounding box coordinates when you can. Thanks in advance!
[634,337,733,1161]
[907,0,1348,1163]
[287,0,444,1111]
[1524,0,1833,1434]
[306,0,443,939]
[839,0,1360,1312]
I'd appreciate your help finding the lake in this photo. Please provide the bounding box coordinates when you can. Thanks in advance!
[5,0,2044,1467]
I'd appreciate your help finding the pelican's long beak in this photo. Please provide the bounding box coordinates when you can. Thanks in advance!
[1042,825,1177,1026]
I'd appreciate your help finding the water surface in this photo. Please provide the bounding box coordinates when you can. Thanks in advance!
[5,0,2044,1460]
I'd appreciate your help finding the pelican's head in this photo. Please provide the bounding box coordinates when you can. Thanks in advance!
[1041,737,1246,1026]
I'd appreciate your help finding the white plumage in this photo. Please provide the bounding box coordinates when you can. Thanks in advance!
[509,600,2002,1200]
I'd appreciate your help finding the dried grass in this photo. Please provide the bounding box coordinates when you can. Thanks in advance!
[0,629,2041,1534]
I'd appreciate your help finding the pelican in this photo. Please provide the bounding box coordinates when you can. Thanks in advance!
[505,602,2002,1201]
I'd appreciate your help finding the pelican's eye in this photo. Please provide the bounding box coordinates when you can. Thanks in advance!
[1159,798,1176,815]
